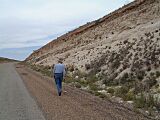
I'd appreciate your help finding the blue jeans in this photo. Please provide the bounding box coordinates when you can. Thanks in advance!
[54,73,63,95]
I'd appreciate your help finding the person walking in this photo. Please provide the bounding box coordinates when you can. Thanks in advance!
[53,58,66,96]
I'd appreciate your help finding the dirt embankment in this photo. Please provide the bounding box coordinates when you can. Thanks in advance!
[16,64,150,120]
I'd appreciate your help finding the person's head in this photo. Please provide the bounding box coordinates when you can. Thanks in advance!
[58,58,63,64]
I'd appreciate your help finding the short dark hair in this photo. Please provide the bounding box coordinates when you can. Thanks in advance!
[58,58,63,63]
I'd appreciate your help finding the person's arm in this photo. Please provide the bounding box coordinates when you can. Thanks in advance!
[63,65,66,80]
[53,64,56,79]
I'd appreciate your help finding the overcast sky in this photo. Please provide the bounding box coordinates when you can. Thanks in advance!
[0,0,134,60]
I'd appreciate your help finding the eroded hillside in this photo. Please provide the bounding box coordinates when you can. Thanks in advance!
[25,0,160,117]
[26,0,160,69]
[26,0,160,89]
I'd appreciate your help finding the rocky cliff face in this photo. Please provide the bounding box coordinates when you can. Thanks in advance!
[26,0,160,85]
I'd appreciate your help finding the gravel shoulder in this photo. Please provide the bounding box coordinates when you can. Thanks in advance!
[16,63,151,120]
[0,63,45,120]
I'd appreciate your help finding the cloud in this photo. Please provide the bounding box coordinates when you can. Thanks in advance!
[0,0,108,49]
[125,0,134,4]
[0,46,41,60]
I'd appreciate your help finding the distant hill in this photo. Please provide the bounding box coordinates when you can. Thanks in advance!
[0,57,18,63]
[0,46,41,61]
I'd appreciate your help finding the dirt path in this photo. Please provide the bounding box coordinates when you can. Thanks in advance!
[16,63,150,120]
[0,63,45,120]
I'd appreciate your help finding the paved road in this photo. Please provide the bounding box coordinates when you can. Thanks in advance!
[0,63,45,120]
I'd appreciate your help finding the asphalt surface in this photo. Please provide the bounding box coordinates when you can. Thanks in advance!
[0,63,45,120]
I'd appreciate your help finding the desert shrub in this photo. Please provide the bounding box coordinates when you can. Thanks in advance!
[144,77,157,90]
[134,82,146,94]
[136,70,145,81]
[29,64,52,77]
[114,86,129,99]
[125,91,135,101]
[41,66,52,77]
[89,84,99,91]
[134,93,159,109]
[146,94,155,108]
[99,94,106,98]
[94,92,106,98]
[120,73,129,84]
[123,40,128,44]
[74,70,87,78]
[94,91,102,96]
[111,59,120,69]
[67,64,74,72]
[77,79,88,87]
[65,75,75,83]
[155,30,158,33]
[147,66,151,71]
[74,82,82,88]
[85,64,91,70]
[156,71,160,77]
[103,77,114,86]
[134,93,146,108]
[87,74,98,83]
[150,72,155,77]
[89,55,106,73]
[107,87,115,94]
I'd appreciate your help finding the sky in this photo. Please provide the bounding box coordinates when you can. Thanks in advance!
[0,0,134,60]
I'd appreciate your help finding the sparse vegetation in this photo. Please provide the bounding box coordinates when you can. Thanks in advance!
[134,93,159,111]
[156,71,160,77]
[85,64,91,70]
[114,86,129,100]
[107,87,115,95]
[26,63,52,77]
[0,57,18,63]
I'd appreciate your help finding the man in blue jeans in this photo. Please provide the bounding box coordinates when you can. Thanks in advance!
[53,58,66,96]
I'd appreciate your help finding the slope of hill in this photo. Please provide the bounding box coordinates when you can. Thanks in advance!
[26,0,160,116]
[26,0,160,69]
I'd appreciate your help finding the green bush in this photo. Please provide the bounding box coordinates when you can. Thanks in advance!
[29,64,52,77]
[144,78,157,89]
[99,94,106,98]
[67,64,74,72]
[107,87,115,94]
[74,82,82,88]
[134,93,146,108]
[87,74,98,83]
[78,79,88,87]
[125,91,135,101]
[156,71,160,77]
[94,92,106,99]
[136,70,145,80]
[114,86,129,99]
[65,76,75,83]
[89,84,99,91]
[94,91,102,96]
[103,76,118,86]
[134,93,158,109]
[85,64,91,70]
